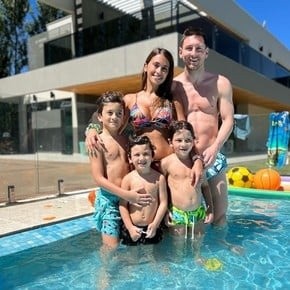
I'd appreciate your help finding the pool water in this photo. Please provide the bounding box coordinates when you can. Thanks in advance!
[1,196,290,289]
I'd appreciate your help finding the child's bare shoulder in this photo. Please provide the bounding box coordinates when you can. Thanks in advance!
[162,153,175,162]
[161,153,176,166]
[122,169,137,185]
[99,133,128,148]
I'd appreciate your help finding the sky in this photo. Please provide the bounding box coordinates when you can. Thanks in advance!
[235,0,290,50]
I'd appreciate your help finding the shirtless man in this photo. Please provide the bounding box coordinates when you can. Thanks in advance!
[172,27,234,227]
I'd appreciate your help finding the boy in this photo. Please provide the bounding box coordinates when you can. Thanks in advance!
[90,91,152,249]
[119,135,168,245]
[161,121,213,260]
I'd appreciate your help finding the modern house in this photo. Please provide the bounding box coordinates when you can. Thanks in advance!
[0,0,290,156]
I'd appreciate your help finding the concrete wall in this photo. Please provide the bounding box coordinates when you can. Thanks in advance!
[28,15,74,70]
[82,0,125,29]
[2,30,290,114]
[203,49,290,109]
[39,0,74,14]
[0,33,179,98]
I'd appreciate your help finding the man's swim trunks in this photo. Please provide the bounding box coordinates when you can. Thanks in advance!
[206,152,227,180]
[93,187,121,237]
[120,224,163,246]
[170,205,206,225]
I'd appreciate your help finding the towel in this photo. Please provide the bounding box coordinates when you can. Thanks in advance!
[233,114,251,140]
[266,111,289,168]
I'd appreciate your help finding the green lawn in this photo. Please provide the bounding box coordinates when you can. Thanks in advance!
[227,158,290,175]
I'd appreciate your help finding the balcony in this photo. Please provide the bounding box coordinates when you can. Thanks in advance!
[42,1,290,89]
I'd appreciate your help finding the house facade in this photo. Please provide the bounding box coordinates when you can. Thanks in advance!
[0,0,290,156]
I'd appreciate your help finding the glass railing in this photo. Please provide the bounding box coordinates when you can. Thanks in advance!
[0,92,275,203]
[0,95,95,204]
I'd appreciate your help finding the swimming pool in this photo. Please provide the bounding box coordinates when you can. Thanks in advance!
[0,195,290,289]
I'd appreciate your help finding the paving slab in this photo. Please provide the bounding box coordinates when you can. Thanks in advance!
[0,193,94,237]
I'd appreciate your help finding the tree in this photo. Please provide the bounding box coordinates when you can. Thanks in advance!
[0,13,10,78]
[0,0,66,78]
[0,0,29,77]
[26,1,66,35]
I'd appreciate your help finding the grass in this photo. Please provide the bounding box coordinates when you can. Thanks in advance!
[228,158,290,176]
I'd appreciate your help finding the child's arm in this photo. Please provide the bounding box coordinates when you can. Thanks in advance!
[146,174,168,238]
[85,111,103,152]
[160,157,172,226]
[201,181,214,224]
[90,148,152,205]
[119,176,143,241]
[190,152,204,188]
[172,90,204,187]
[160,157,169,176]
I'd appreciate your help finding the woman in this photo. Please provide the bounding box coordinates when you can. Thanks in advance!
[86,48,203,179]
[123,47,174,161]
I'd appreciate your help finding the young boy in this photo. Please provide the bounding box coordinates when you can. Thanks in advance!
[160,121,213,259]
[89,91,152,249]
[119,135,168,245]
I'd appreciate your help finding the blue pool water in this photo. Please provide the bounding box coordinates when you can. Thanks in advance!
[0,196,290,289]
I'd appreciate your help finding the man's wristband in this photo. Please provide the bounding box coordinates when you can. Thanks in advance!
[85,123,102,136]
[192,154,205,167]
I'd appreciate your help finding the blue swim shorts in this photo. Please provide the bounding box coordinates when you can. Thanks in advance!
[93,187,121,237]
[206,152,227,180]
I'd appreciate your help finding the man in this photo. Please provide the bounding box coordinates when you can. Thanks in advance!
[172,27,234,227]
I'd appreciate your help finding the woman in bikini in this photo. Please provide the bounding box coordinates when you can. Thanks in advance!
[86,48,173,160]
[123,48,174,165]
[86,47,203,178]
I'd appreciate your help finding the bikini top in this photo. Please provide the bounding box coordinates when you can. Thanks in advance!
[129,94,173,129]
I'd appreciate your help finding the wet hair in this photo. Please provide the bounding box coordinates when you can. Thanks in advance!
[128,135,155,159]
[168,120,195,140]
[141,47,174,102]
[180,27,208,48]
[96,91,125,114]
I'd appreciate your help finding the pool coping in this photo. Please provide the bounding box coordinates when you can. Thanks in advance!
[0,212,92,238]
[0,192,94,238]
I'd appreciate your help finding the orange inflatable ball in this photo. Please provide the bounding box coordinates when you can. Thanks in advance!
[253,168,281,190]
[88,191,96,206]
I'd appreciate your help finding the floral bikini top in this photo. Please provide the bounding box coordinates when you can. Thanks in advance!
[129,94,173,129]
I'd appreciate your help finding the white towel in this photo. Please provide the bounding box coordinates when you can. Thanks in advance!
[234,114,251,140]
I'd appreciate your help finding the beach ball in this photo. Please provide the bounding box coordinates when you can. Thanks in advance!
[253,168,281,190]
[227,166,254,188]
[88,191,96,206]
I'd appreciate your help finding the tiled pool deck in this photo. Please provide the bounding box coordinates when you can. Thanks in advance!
[0,193,94,257]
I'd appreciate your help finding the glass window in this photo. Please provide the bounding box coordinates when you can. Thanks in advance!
[215,28,240,62]
[241,44,262,74]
